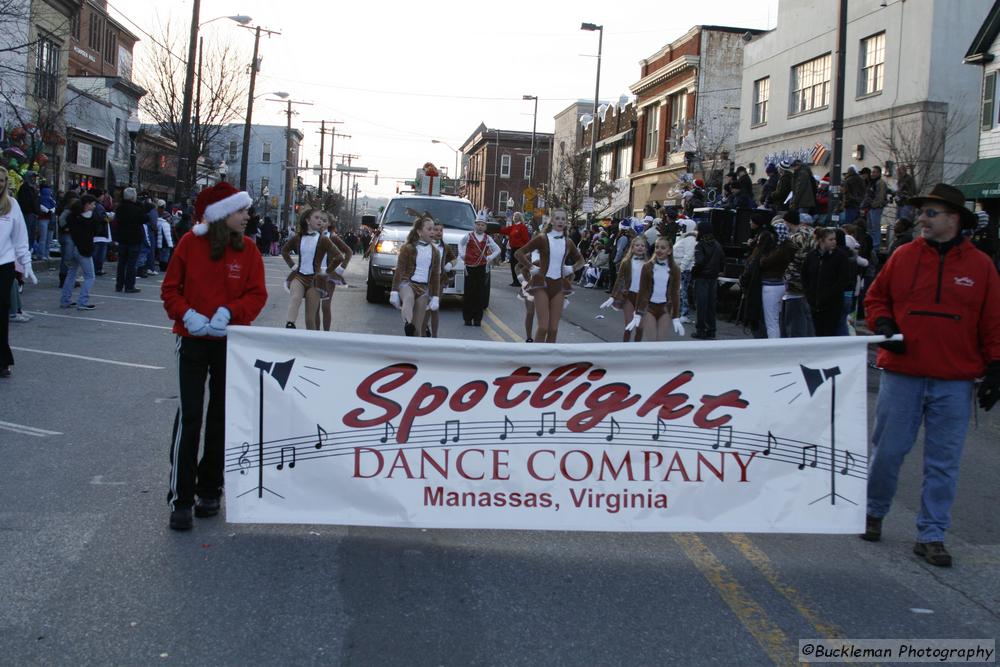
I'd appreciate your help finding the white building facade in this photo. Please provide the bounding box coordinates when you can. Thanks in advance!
[735,0,991,194]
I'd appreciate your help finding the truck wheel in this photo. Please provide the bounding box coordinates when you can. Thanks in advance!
[366,270,387,303]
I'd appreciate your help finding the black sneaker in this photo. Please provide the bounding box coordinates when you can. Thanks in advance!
[285,322,296,329]
[0,366,10,378]
[860,514,882,542]
[403,322,416,337]
[169,507,193,531]
[464,320,473,326]
[125,287,141,293]
[691,332,709,340]
[525,337,534,343]
[913,541,952,567]
[194,497,221,518]
[77,304,96,311]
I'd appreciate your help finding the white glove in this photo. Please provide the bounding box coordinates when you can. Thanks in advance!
[599,297,614,310]
[429,296,440,311]
[529,265,541,276]
[672,318,685,336]
[625,313,642,331]
[183,309,210,336]
[561,264,575,278]
[444,262,454,272]
[21,264,37,285]
[334,265,345,276]
[389,291,401,309]
[207,306,231,337]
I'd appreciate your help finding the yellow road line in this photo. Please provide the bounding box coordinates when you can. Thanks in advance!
[673,534,800,667]
[725,533,845,640]
[479,320,507,343]
[485,309,524,342]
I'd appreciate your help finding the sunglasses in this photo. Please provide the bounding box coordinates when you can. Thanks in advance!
[918,207,953,219]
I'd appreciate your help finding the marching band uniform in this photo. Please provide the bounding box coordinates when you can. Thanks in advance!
[281,231,343,330]
[458,217,500,326]
[393,238,441,336]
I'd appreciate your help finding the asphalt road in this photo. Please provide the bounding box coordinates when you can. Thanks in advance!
[1,255,998,666]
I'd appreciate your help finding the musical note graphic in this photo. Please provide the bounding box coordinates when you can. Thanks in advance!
[652,418,667,441]
[238,442,251,475]
[277,446,296,470]
[380,422,396,444]
[764,431,776,456]
[606,417,621,442]
[798,444,818,470]
[536,412,556,436]
[440,419,461,444]
[315,424,328,450]
[498,416,514,441]
[840,451,855,475]
[713,425,733,449]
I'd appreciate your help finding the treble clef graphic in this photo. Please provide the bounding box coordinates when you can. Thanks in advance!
[238,442,251,475]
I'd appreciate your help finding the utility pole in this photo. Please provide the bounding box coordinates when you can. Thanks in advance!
[581,22,603,228]
[829,0,849,224]
[175,0,201,204]
[302,120,343,201]
[239,24,281,191]
[336,152,360,198]
[270,97,313,230]
[329,131,350,193]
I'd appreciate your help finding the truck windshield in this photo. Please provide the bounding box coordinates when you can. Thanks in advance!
[382,199,476,230]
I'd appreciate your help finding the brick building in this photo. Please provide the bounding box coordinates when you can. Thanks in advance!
[630,25,763,210]
[579,100,637,217]
[459,122,552,216]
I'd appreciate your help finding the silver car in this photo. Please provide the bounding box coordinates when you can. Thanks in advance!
[366,194,496,304]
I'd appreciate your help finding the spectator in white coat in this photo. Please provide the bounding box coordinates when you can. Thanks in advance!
[672,219,698,323]
[157,213,175,270]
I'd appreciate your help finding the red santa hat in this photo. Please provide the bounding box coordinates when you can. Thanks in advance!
[191,181,253,236]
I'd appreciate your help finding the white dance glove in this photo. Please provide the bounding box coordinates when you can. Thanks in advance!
[21,264,38,285]
[334,265,345,276]
[625,313,642,331]
[428,296,440,311]
[672,318,685,336]
[529,265,540,276]
[599,297,615,310]
[561,265,575,278]
[183,309,210,336]
[389,291,401,309]
[207,306,231,337]
[444,262,454,272]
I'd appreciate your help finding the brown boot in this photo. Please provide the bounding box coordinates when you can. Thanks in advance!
[913,541,952,567]
[859,514,882,542]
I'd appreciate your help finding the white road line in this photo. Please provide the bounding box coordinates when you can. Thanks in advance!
[11,346,164,369]
[0,420,63,436]
[24,311,173,330]
[87,292,163,303]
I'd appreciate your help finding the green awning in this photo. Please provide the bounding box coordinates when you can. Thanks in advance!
[953,157,1000,199]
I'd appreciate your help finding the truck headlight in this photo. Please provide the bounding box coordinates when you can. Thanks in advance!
[375,240,400,254]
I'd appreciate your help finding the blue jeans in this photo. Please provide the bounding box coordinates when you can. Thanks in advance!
[34,218,50,258]
[92,241,109,274]
[24,214,38,255]
[867,207,884,248]
[693,277,717,337]
[680,270,692,318]
[842,207,859,225]
[60,238,95,308]
[867,371,974,542]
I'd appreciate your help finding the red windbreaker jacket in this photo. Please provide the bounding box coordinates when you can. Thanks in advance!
[865,236,1000,380]
[499,222,530,249]
[161,232,268,337]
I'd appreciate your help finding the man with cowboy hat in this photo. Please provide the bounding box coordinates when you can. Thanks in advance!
[862,183,1000,566]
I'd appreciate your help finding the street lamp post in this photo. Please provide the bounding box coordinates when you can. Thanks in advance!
[523,95,538,188]
[431,139,459,192]
[581,22,603,227]
[127,114,141,187]
[239,23,282,191]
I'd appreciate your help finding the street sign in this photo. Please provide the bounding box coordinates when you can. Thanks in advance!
[582,196,595,213]
[336,164,368,173]
[537,195,545,209]
[523,186,536,212]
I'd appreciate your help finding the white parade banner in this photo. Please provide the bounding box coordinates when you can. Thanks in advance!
[224,328,873,533]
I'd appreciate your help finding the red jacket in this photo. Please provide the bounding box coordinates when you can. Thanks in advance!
[865,236,1000,380]
[499,222,530,249]
[161,232,268,337]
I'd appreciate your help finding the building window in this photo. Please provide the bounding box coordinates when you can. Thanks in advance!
[66,139,78,164]
[500,154,511,178]
[616,144,632,179]
[260,177,269,194]
[70,12,80,40]
[498,190,509,210]
[262,142,271,163]
[599,151,612,182]
[790,53,831,114]
[90,146,107,170]
[104,27,117,65]
[859,32,885,96]
[524,155,532,179]
[228,140,237,162]
[983,71,996,130]
[88,12,102,52]
[33,34,59,102]
[668,91,688,150]
[114,118,121,158]
[644,104,659,159]
[752,77,770,126]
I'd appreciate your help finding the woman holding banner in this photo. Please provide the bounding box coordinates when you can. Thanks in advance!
[515,209,584,343]
[630,237,684,342]
[390,214,441,336]
[161,181,267,531]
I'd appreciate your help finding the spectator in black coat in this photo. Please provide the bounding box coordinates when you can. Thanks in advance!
[803,227,852,336]
[692,221,725,339]
[114,187,147,293]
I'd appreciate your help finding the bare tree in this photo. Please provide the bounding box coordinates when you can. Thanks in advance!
[135,19,249,190]
[548,149,616,224]
[867,107,972,194]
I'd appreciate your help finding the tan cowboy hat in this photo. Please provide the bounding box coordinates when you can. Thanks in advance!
[909,183,977,229]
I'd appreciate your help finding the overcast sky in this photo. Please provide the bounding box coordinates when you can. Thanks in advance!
[107,0,779,202]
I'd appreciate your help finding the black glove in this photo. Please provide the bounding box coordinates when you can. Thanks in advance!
[874,317,905,354]
[979,361,1000,412]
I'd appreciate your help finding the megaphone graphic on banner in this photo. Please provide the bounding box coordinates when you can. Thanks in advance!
[800,364,841,396]
[254,358,295,390]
